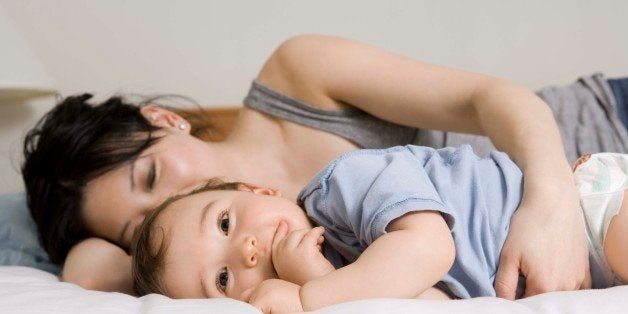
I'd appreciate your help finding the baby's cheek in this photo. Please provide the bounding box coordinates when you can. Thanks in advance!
[241,209,278,234]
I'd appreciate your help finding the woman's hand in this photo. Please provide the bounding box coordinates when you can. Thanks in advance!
[271,222,335,286]
[61,238,133,294]
[249,279,303,314]
[494,180,591,299]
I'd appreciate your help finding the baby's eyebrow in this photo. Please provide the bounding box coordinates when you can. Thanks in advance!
[198,199,217,298]
[200,277,209,298]
[199,200,216,235]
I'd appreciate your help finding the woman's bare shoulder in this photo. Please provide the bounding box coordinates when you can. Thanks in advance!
[255,34,350,111]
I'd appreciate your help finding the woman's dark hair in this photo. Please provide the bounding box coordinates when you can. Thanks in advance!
[22,93,213,265]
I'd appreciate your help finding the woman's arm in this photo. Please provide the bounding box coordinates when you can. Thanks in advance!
[62,238,133,294]
[260,34,589,298]
[299,211,454,311]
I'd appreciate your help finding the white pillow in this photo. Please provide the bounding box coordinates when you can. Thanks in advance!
[0,266,257,313]
[1,266,627,314]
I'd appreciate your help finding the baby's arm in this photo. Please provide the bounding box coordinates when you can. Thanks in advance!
[299,210,455,311]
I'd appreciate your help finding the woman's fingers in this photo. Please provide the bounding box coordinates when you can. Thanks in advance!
[494,253,521,300]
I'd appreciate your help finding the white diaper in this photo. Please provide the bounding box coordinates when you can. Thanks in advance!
[574,153,628,288]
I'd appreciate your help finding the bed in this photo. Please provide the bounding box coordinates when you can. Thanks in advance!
[1,106,627,313]
[0,266,626,313]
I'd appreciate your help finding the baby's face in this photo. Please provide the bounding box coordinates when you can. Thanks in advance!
[152,186,313,301]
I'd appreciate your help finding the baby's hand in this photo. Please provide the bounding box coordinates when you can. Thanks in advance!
[271,221,335,286]
[249,279,302,314]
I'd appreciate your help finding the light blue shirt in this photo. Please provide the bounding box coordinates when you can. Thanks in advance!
[298,145,523,298]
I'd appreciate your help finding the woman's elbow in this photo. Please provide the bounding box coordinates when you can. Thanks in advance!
[61,238,133,294]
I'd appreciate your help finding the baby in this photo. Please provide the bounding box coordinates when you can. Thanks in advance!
[131,145,628,312]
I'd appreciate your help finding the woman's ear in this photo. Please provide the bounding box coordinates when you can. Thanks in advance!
[140,105,190,133]
[236,184,282,197]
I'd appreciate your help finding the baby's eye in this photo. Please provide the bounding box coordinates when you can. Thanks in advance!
[216,267,229,293]
[218,209,230,235]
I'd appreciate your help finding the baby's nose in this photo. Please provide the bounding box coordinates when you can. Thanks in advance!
[240,235,258,267]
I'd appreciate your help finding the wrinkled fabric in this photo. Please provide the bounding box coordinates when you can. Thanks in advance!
[298,145,523,298]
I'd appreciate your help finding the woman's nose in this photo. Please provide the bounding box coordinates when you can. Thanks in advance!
[239,236,258,267]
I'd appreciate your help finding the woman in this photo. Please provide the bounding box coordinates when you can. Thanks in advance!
[22,34,625,299]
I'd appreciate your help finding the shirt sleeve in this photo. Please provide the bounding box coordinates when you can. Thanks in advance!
[302,147,455,248]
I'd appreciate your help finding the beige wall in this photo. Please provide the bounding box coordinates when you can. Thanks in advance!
[1,0,627,193]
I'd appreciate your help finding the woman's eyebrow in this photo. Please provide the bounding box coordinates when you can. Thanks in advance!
[129,161,136,191]
[119,162,137,246]
[129,155,150,192]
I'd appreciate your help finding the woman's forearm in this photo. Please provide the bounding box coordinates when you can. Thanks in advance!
[471,78,573,179]
[62,238,134,294]
[474,79,589,297]
[300,219,454,311]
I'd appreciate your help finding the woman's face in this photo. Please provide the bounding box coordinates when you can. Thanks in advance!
[82,109,226,249]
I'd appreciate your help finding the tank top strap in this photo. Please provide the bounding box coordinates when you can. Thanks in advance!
[243,80,417,148]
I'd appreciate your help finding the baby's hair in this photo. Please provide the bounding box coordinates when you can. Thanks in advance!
[131,177,246,296]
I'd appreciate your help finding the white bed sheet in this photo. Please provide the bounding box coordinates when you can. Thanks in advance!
[1,266,626,314]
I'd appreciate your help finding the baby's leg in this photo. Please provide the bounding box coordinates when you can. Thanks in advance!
[604,190,628,283]
[414,287,453,300]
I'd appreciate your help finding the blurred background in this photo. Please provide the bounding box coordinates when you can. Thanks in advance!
[1,0,627,193]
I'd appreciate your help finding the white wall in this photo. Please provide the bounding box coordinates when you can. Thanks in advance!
[1,0,627,193]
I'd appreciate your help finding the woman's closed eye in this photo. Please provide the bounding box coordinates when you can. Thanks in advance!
[146,161,156,190]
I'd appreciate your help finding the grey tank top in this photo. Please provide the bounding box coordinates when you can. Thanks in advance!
[243,74,627,163]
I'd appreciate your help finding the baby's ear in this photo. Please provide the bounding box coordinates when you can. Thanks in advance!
[236,184,282,197]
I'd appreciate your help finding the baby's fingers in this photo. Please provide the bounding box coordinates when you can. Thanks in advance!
[281,229,311,249]
[299,226,325,248]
